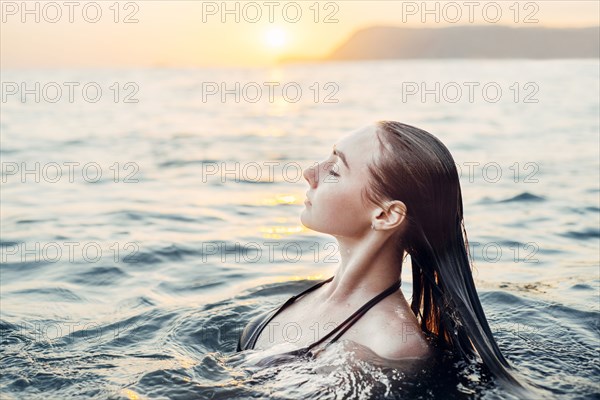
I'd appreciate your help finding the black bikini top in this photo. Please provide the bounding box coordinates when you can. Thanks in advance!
[236,275,402,366]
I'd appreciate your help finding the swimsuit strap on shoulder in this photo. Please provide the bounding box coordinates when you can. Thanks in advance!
[248,276,335,350]
[292,275,334,301]
[265,275,335,324]
[305,279,402,353]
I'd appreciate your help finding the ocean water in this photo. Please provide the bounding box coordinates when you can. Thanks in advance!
[1,59,598,399]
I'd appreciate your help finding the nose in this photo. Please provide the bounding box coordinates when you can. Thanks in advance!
[303,162,318,188]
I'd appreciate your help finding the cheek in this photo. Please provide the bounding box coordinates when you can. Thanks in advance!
[315,183,369,230]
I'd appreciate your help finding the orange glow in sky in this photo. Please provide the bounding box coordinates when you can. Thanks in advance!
[1,1,598,68]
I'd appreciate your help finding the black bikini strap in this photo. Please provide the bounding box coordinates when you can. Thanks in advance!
[292,275,334,301]
[249,276,334,350]
[306,279,402,353]
[266,275,334,322]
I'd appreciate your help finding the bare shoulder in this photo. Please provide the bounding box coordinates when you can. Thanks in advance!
[369,322,433,360]
[359,303,434,361]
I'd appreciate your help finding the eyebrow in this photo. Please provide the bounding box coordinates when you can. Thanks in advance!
[333,144,350,170]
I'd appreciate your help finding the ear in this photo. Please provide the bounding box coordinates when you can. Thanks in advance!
[371,200,407,232]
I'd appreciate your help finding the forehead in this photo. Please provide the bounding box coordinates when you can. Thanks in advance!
[335,125,379,171]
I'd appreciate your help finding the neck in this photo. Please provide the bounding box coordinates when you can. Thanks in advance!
[318,229,404,305]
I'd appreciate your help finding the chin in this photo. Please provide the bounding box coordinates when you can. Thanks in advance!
[299,212,310,227]
[299,213,318,232]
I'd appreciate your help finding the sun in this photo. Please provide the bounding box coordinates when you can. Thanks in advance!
[264,27,287,49]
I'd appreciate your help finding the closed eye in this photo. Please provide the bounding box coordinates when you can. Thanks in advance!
[325,161,341,178]
[319,156,341,179]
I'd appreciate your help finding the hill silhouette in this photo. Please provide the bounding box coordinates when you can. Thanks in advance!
[279,25,600,63]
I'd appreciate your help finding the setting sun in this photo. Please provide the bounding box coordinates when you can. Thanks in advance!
[264,27,287,49]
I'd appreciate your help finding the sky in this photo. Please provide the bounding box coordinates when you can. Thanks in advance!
[1,0,599,68]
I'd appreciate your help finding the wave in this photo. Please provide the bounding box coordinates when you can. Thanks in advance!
[498,192,546,203]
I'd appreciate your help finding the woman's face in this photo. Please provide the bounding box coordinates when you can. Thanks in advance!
[301,124,380,238]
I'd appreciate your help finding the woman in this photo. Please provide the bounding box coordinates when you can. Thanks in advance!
[237,121,539,397]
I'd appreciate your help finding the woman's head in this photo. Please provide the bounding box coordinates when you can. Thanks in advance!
[301,121,461,247]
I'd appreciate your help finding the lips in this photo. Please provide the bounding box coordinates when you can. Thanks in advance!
[305,192,312,204]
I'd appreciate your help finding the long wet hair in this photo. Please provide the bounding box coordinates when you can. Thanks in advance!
[364,121,539,397]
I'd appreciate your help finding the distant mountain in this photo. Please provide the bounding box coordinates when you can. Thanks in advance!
[279,25,599,63]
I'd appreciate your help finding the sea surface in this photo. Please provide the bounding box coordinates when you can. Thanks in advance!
[1,59,599,399]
